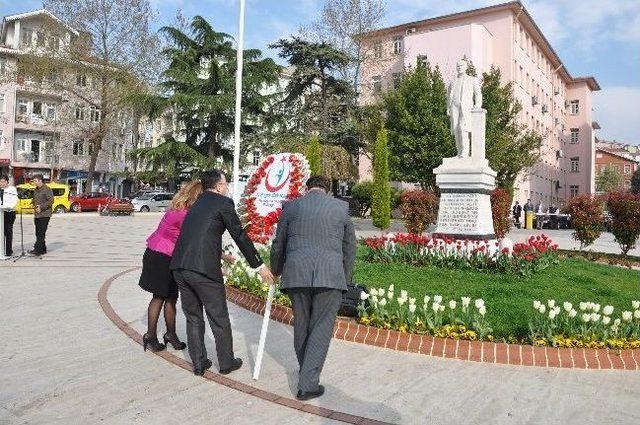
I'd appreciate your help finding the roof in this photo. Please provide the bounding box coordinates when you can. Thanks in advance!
[2,9,79,38]
[358,1,600,90]
[596,148,639,163]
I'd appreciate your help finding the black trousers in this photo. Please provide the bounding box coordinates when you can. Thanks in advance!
[3,211,15,255]
[287,287,342,392]
[33,217,50,254]
[173,269,235,371]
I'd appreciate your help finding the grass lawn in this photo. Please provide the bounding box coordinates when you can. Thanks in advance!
[353,254,640,339]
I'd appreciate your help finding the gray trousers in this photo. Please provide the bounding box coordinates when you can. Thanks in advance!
[287,288,342,392]
[173,269,235,371]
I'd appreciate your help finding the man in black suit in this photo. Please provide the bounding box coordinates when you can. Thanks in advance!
[171,170,274,376]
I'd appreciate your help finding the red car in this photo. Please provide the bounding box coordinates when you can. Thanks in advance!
[70,192,113,212]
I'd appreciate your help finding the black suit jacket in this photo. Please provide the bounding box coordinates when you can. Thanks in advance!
[170,191,263,281]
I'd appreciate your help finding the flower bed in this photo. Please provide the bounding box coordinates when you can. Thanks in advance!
[363,233,559,276]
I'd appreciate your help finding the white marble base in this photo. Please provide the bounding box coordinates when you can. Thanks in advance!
[432,158,497,240]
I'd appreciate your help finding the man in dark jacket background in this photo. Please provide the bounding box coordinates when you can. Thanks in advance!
[171,169,274,376]
[30,174,53,257]
[270,176,357,401]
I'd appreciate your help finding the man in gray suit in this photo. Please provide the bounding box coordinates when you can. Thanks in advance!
[271,176,357,401]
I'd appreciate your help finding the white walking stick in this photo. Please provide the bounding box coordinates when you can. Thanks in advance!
[253,283,275,380]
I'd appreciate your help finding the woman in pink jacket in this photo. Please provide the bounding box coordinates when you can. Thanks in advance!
[139,181,203,352]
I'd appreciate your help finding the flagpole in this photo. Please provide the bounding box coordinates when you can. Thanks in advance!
[232,0,246,206]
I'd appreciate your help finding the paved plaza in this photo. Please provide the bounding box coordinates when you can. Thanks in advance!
[2,214,640,424]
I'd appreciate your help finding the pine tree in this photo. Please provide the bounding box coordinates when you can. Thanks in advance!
[371,128,391,230]
[307,135,323,176]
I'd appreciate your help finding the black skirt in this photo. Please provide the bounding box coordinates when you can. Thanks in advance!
[139,248,179,299]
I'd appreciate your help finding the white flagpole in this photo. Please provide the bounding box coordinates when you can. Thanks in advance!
[253,283,275,380]
[232,0,246,206]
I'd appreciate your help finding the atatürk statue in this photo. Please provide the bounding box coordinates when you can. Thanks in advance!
[447,60,483,158]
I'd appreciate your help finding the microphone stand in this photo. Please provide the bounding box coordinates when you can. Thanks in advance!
[12,199,30,262]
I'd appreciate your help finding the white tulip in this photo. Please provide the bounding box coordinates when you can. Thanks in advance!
[634,310,640,319]
[371,295,378,305]
[603,305,614,316]
[387,291,394,300]
[602,316,611,325]
[590,313,601,322]
[579,302,588,311]
[548,310,557,320]
[581,313,591,323]
[478,305,487,317]
[449,300,457,310]
[622,311,633,322]
[434,295,443,304]
[614,318,621,326]
[533,300,541,310]
[439,305,446,313]
[554,306,560,315]
[432,303,441,313]
[461,297,471,308]
[378,288,385,297]
[475,299,485,309]
[388,284,395,292]
[422,304,429,312]
[593,304,601,313]
[360,292,370,301]
[569,309,577,318]
[563,302,573,312]
[632,301,640,309]
[400,290,408,299]
[423,295,431,305]
[379,298,387,306]
[538,305,546,314]
[397,297,407,306]
[547,299,556,308]
[409,304,417,313]
[409,297,416,305]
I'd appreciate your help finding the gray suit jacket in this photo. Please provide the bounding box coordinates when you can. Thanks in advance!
[270,190,357,292]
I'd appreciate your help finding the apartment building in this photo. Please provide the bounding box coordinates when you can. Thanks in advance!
[594,149,638,192]
[357,1,601,207]
[0,9,133,195]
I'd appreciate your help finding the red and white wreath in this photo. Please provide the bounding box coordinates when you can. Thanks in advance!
[239,153,310,244]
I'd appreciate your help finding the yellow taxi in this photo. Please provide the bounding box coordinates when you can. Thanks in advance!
[15,182,72,214]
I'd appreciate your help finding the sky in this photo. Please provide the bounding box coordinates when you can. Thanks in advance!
[2,0,639,144]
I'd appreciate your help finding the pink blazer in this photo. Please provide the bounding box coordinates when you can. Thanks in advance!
[146,209,188,257]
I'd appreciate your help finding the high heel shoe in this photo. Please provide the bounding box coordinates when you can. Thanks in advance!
[143,333,166,352]
[163,332,186,350]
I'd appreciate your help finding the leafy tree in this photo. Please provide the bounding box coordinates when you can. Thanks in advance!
[482,67,542,191]
[382,62,453,189]
[351,181,373,217]
[596,165,624,193]
[306,135,322,176]
[371,128,390,230]
[632,168,640,194]
[160,16,280,159]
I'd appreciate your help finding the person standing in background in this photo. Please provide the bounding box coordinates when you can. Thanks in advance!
[512,201,522,229]
[29,174,53,257]
[0,175,18,256]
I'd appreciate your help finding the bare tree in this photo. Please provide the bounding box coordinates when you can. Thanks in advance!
[300,0,385,92]
[31,0,162,192]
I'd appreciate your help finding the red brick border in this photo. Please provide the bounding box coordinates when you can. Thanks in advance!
[98,268,392,425]
[225,286,640,371]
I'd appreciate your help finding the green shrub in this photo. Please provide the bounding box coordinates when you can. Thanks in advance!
[564,195,604,248]
[606,191,640,256]
[400,190,439,234]
[351,181,373,217]
[371,128,391,230]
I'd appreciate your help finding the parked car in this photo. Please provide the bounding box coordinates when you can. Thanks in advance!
[16,182,72,214]
[69,192,113,212]
[100,198,134,216]
[126,189,162,200]
[131,192,174,212]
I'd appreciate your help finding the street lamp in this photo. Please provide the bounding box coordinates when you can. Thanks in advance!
[232,0,246,206]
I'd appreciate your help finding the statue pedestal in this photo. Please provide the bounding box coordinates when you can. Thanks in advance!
[432,156,497,240]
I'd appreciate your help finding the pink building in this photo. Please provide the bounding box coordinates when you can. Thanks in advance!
[358,1,601,208]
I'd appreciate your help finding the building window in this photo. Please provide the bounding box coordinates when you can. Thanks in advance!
[0,58,5,75]
[570,185,579,198]
[252,151,260,166]
[570,157,579,173]
[372,75,382,92]
[48,36,60,51]
[21,29,33,47]
[73,141,84,156]
[569,100,579,115]
[0,93,4,113]
[46,104,56,121]
[36,31,45,47]
[570,128,579,144]
[373,42,382,59]
[17,99,28,115]
[89,106,101,123]
[32,101,43,116]
[393,36,403,55]
[76,73,87,87]
[88,142,95,156]
[75,105,85,121]
[624,164,631,174]
[392,72,401,89]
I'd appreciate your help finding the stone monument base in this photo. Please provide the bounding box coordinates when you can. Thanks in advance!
[432,156,497,240]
